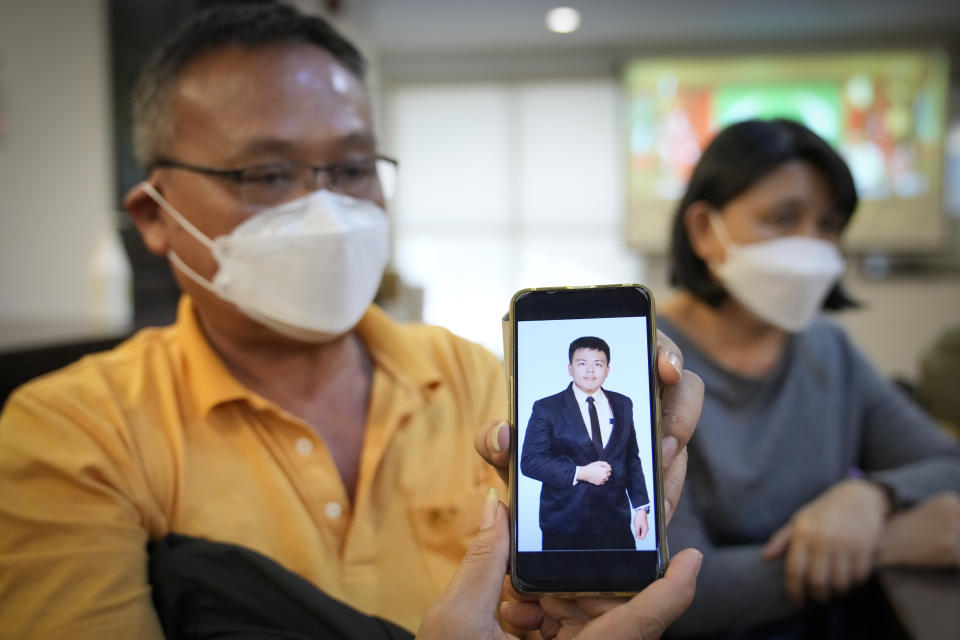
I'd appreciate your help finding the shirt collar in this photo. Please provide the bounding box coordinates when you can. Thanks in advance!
[572,383,606,406]
[175,296,443,417]
[175,296,254,417]
[354,304,444,393]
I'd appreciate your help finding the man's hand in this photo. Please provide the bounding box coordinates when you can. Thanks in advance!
[476,329,704,526]
[577,461,612,486]
[472,331,703,639]
[877,491,960,569]
[761,479,891,604]
[420,487,701,640]
[501,549,702,640]
[654,331,703,523]
[634,508,649,540]
[416,489,519,640]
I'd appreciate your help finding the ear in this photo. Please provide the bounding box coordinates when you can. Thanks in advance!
[684,201,725,264]
[124,181,171,256]
[567,363,574,378]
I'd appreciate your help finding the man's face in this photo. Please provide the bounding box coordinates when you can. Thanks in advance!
[127,42,377,339]
[568,348,609,394]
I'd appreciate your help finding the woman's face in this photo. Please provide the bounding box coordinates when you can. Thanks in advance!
[716,160,845,249]
[683,159,849,328]
[687,160,847,268]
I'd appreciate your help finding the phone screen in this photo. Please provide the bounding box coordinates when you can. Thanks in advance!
[510,286,663,593]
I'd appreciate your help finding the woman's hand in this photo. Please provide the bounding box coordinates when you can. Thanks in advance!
[761,479,891,603]
[877,491,960,569]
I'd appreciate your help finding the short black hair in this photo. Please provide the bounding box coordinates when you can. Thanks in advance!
[131,1,366,166]
[668,118,859,310]
[569,337,611,364]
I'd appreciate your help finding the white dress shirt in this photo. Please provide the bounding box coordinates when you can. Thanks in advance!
[572,385,613,447]
[572,385,613,487]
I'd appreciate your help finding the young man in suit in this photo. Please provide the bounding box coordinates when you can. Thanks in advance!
[521,336,650,550]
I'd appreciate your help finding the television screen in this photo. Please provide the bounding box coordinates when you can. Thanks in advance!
[624,50,949,251]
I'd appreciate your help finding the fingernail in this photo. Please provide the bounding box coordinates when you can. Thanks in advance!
[667,353,683,379]
[490,422,506,453]
[664,499,672,516]
[662,435,679,462]
[481,487,499,529]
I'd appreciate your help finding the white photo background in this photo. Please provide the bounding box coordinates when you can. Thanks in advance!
[516,316,655,551]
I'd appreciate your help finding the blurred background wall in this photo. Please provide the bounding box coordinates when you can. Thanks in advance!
[0,1,116,339]
[1,0,959,385]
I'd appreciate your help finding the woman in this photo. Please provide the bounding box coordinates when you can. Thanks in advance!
[660,119,960,638]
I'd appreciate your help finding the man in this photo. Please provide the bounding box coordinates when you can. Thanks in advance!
[0,4,703,638]
[521,337,650,550]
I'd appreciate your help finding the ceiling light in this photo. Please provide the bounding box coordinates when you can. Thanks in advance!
[545,7,581,34]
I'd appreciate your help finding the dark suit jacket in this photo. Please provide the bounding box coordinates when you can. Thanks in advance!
[520,383,649,536]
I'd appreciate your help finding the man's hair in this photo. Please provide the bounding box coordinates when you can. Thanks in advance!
[668,118,859,310]
[131,1,366,167]
[569,337,611,365]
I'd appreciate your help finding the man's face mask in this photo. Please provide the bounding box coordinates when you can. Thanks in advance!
[140,183,390,343]
[708,214,845,332]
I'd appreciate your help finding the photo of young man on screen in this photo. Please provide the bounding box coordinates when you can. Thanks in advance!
[520,336,650,551]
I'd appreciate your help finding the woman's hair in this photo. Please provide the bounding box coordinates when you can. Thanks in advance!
[668,118,859,310]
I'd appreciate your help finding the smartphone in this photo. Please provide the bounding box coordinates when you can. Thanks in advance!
[506,284,666,595]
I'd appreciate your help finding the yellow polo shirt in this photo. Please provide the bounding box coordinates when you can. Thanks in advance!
[0,296,507,639]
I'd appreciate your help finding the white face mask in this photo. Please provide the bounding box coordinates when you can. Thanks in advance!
[708,214,845,332]
[140,183,390,343]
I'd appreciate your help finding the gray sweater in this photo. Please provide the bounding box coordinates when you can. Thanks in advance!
[660,315,960,636]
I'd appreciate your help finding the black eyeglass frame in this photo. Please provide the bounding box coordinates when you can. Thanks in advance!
[148,154,399,203]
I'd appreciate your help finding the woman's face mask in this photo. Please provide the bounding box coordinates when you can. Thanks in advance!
[708,214,845,332]
[140,182,390,343]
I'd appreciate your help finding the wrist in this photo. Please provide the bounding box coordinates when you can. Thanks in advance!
[861,479,895,518]
[875,512,909,566]
[844,477,894,521]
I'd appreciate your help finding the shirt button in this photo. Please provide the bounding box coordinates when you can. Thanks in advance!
[295,437,313,456]
[325,501,343,520]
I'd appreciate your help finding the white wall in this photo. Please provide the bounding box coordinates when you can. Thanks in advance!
[838,273,960,380]
[387,79,644,356]
[0,0,117,334]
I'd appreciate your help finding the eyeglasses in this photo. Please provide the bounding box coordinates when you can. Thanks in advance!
[150,155,398,209]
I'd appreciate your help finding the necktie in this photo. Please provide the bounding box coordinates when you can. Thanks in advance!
[586,396,603,456]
